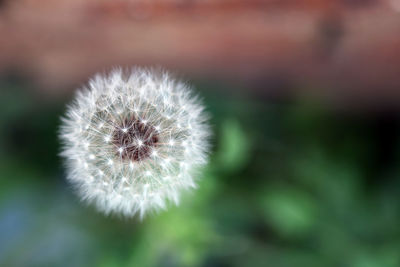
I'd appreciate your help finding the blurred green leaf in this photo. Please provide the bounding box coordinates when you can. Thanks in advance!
[215,119,250,173]
[261,188,318,237]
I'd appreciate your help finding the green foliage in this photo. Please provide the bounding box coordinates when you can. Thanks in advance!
[215,119,250,173]
[1,80,400,267]
[261,187,317,237]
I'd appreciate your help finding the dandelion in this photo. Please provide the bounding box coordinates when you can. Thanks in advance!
[59,67,210,218]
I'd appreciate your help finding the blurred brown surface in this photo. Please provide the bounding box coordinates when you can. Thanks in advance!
[0,0,400,104]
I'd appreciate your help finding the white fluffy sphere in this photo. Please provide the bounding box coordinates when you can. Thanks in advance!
[59,68,210,218]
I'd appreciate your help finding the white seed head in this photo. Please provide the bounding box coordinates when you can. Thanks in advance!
[59,67,210,218]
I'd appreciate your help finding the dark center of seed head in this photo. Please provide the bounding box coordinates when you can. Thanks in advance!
[112,116,159,161]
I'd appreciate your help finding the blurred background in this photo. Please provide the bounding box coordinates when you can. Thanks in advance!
[1,0,400,266]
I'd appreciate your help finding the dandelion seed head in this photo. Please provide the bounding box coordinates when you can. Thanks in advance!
[59,67,210,218]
